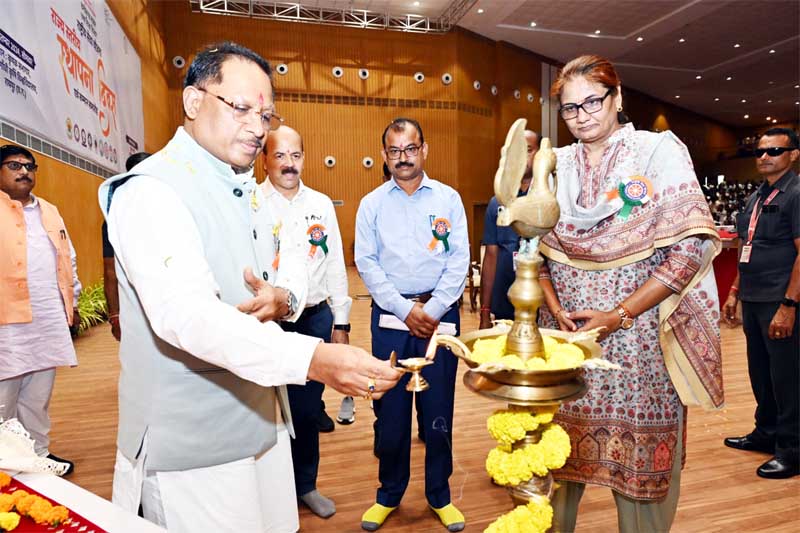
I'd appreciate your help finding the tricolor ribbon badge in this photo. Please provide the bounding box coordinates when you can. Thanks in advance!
[272,222,282,270]
[307,223,329,257]
[428,216,451,252]
[606,175,653,219]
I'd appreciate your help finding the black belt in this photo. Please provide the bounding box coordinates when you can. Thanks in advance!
[302,301,329,317]
[401,292,433,304]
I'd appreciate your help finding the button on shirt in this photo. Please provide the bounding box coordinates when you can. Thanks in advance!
[355,173,469,321]
[736,170,800,302]
[0,196,79,380]
[261,179,352,325]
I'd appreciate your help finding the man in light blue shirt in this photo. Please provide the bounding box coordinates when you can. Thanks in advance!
[356,118,469,532]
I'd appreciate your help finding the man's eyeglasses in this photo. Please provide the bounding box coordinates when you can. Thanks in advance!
[559,88,614,120]
[198,88,284,131]
[385,145,420,160]
[1,161,38,172]
[753,146,797,158]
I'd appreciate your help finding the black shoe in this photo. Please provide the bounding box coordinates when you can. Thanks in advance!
[47,453,74,476]
[756,457,800,479]
[318,410,335,433]
[723,435,774,453]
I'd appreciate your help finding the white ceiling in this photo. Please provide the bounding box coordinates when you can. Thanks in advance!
[458,0,799,128]
[298,0,800,128]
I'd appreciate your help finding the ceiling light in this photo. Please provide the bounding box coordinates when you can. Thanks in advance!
[743,114,749,119]
[795,84,799,88]
[741,99,747,103]
[695,75,702,80]
[796,101,800,105]
[477,8,484,13]
[714,97,719,101]
[726,76,733,81]
[766,116,771,120]
[530,21,537,27]
[675,95,680,99]
[594,30,601,34]
[678,38,685,43]
[636,36,643,42]
[768,99,773,103]
[773,119,778,123]
[734,43,741,48]
[769,81,775,84]
[769,49,776,54]
[413,1,420,6]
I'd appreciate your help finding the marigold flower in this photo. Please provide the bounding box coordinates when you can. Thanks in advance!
[0,473,10,490]
[0,511,20,532]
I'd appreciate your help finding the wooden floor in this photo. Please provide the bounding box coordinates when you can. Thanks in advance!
[50,268,799,532]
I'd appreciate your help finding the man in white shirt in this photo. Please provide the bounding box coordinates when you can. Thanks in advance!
[99,41,400,533]
[261,125,352,518]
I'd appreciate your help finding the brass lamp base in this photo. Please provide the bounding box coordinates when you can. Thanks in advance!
[390,353,434,393]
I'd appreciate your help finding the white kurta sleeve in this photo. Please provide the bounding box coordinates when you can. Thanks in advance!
[107,177,319,387]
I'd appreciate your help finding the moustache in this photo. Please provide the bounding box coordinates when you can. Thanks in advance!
[281,168,298,175]
[395,162,413,169]
[16,177,32,182]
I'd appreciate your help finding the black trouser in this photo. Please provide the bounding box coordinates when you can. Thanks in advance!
[741,300,800,463]
[281,302,333,496]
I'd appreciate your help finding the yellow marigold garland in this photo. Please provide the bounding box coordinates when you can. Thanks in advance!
[487,407,557,446]
[485,423,571,486]
[484,495,553,533]
[0,474,10,490]
[0,486,69,528]
[470,335,585,370]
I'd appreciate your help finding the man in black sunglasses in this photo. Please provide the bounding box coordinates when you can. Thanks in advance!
[723,127,800,479]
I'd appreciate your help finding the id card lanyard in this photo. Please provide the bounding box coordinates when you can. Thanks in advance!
[740,188,780,263]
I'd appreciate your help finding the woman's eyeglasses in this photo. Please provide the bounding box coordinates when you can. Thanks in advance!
[559,88,614,120]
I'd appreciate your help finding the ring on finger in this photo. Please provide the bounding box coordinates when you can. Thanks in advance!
[365,378,376,400]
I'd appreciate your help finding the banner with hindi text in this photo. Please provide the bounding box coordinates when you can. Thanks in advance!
[0,0,144,173]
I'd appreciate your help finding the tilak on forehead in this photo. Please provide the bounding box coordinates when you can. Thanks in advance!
[258,93,264,107]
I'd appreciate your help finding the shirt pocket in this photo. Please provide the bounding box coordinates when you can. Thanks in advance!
[757,210,785,240]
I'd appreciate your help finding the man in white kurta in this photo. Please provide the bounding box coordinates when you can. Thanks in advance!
[99,42,400,533]
[261,125,353,518]
[0,144,80,475]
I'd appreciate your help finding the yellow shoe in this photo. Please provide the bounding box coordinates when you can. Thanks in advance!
[361,503,397,531]
[431,503,465,532]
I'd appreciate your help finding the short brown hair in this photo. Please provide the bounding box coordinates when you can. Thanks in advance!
[551,55,628,123]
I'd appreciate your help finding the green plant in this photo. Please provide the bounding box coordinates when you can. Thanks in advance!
[76,280,108,334]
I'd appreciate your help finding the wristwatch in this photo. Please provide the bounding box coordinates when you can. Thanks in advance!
[333,324,351,332]
[781,297,799,308]
[281,289,298,320]
[615,306,635,330]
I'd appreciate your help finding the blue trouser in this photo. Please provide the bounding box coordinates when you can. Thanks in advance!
[281,302,333,496]
[371,303,460,508]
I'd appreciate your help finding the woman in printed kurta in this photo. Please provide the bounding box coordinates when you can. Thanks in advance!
[537,55,723,532]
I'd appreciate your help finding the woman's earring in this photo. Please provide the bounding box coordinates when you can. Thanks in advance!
[617,106,623,112]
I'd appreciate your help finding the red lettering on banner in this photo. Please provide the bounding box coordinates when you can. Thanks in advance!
[51,7,81,50]
[97,58,118,137]
[56,34,93,96]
